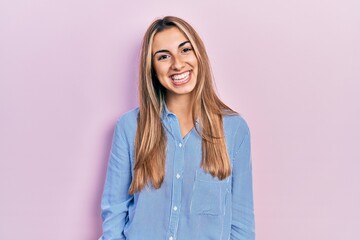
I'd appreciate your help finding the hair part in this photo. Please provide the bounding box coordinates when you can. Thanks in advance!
[129,16,238,194]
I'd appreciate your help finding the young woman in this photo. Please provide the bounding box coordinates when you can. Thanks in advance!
[99,16,255,240]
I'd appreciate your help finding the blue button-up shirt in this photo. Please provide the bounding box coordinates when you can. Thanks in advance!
[99,104,255,240]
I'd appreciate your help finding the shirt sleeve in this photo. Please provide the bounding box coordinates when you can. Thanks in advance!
[231,123,255,240]
[99,117,133,240]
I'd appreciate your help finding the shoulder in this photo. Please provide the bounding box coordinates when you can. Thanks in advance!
[223,114,250,137]
[114,107,139,138]
[116,107,139,125]
[223,114,251,154]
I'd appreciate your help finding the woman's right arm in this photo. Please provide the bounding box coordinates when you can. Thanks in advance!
[99,117,133,240]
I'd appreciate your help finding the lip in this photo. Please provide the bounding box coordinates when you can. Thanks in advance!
[169,70,191,86]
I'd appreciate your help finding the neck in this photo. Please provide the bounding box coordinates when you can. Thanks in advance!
[165,93,193,121]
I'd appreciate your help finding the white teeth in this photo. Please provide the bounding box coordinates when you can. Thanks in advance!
[171,71,190,81]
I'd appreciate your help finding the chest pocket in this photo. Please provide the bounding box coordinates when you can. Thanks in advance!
[190,169,230,216]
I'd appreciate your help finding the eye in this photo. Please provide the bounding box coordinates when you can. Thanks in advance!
[182,47,193,53]
[158,54,170,61]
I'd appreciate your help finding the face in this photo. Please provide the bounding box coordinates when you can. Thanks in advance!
[152,27,198,99]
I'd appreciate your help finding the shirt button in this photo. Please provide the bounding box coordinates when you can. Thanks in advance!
[178,143,182,147]
[176,173,181,179]
[173,206,178,211]
[169,237,173,240]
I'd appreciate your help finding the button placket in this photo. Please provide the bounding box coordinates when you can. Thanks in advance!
[166,114,185,240]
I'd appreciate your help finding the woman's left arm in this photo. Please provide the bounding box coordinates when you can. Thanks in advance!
[230,124,255,240]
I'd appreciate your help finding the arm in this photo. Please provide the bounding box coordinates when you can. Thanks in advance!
[99,117,133,240]
[231,124,255,240]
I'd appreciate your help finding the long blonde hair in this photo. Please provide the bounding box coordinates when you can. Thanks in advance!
[129,16,237,194]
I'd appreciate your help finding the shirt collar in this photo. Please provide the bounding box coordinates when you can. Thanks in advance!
[161,100,200,124]
[161,100,174,121]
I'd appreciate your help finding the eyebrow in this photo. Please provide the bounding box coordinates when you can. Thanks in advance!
[153,40,191,57]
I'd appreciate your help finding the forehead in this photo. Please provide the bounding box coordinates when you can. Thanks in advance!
[152,27,189,53]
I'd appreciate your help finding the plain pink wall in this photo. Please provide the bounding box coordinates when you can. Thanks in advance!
[1,0,359,239]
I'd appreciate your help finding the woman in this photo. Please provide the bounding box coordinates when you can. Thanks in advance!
[99,16,255,240]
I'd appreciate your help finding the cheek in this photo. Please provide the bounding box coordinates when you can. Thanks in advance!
[154,64,168,76]
[157,79,166,88]
[155,69,169,85]
[152,63,160,75]
[189,56,198,68]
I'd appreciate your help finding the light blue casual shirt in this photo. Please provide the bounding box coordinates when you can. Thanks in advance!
[99,104,255,240]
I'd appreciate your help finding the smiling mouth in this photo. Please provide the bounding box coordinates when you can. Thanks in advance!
[170,70,191,85]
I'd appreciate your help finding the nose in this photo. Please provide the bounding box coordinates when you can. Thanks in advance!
[171,55,185,71]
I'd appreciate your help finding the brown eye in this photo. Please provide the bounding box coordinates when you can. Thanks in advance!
[182,48,192,53]
[158,55,170,61]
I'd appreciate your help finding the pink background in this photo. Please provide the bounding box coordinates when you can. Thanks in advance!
[1,0,359,239]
